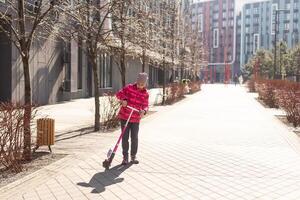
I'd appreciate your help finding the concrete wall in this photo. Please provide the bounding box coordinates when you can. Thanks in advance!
[7,38,162,105]
[11,38,65,105]
[10,37,92,105]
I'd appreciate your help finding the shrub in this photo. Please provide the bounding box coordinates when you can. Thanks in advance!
[276,82,300,127]
[100,93,120,131]
[247,78,256,92]
[255,79,289,108]
[0,103,36,173]
[256,81,278,108]
[165,82,185,104]
[189,81,202,94]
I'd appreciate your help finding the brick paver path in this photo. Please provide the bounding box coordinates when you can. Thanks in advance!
[1,85,300,199]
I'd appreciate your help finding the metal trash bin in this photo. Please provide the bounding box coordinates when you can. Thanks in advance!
[34,118,55,152]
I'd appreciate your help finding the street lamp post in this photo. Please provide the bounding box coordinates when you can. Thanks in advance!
[273,9,287,79]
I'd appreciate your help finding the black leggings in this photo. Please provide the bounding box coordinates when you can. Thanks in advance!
[121,120,140,159]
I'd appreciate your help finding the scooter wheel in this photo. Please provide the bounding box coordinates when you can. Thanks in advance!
[102,160,110,169]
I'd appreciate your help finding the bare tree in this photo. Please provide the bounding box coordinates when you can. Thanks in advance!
[110,0,140,87]
[0,0,62,160]
[155,0,178,104]
[186,13,206,80]
[132,0,156,72]
[62,0,116,131]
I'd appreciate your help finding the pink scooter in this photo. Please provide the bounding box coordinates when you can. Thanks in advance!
[102,106,139,169]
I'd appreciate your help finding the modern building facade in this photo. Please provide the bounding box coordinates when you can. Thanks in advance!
[240,0,300,67]
[191,0,236,83]
[0,1,175,105]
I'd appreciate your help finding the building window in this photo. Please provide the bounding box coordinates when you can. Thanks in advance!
[222,20,226,27]
[253,33,260,53]
[99,54,112,88]
[254,17,259,24]
[286,3,291,10]
[213,21,218,27]
[285,23,290,31]
[214,4,218,11]
[77,40,83,90]
[271,3,278,35]
[283,33,288,42]
[198,6,203,13]
[246,9,250,15]
[62,40,71,92]
[254,25,259,33]
[245,27,250,33]
[294,33,299,44]
[253,7,259,14]
[286,13,290,21]
[213,28,219,48]
[213,13,218,20]
[245,17,250,24]
[294,21,298,29]
[223,12,226,19]
[199,14,203,32]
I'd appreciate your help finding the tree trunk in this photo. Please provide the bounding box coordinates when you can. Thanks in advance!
[22,55,32,161]
[162,62,166,105]
[142,49,146,72]
[121,51,126,87]
[91,55,100,131]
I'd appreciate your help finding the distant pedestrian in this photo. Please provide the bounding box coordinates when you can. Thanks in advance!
[116,73,149,165]
[234,74,239,86]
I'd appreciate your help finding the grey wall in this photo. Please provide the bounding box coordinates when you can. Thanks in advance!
[11,38,67,105]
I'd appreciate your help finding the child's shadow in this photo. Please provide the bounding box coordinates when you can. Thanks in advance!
[77,163,132,193]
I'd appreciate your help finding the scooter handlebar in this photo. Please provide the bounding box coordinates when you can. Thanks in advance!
[126,105,140,112]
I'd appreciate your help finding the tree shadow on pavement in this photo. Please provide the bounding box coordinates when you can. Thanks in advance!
[77,163,132,193]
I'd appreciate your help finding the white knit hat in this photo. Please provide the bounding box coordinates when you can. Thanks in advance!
[137,73,148,84]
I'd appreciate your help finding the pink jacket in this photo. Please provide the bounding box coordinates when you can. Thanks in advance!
[116,83,149,123]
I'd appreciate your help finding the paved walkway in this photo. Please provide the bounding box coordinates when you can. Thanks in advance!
[2,84,300,200]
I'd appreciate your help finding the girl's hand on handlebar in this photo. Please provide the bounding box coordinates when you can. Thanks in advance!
[139,110,146,116]
[120,100,127,107]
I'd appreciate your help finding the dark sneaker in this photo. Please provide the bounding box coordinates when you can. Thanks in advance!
[121,157,128,165]
[131,156,139,164]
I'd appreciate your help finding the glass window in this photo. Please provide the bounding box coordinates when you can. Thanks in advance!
[77,40,82,90]
[213,29,219,48]
[223,12,226,18]
[285,23,290,30]
[223,20,227,27]
[245,27,250,33]
[213,21,218,27]
[246,9,250,15]
[213,13,218,19]
[199,14,203,32]
[245,17,250,24]
[99,54,112,88]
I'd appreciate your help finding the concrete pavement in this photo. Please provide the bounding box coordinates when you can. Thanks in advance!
[1,84,300,199]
